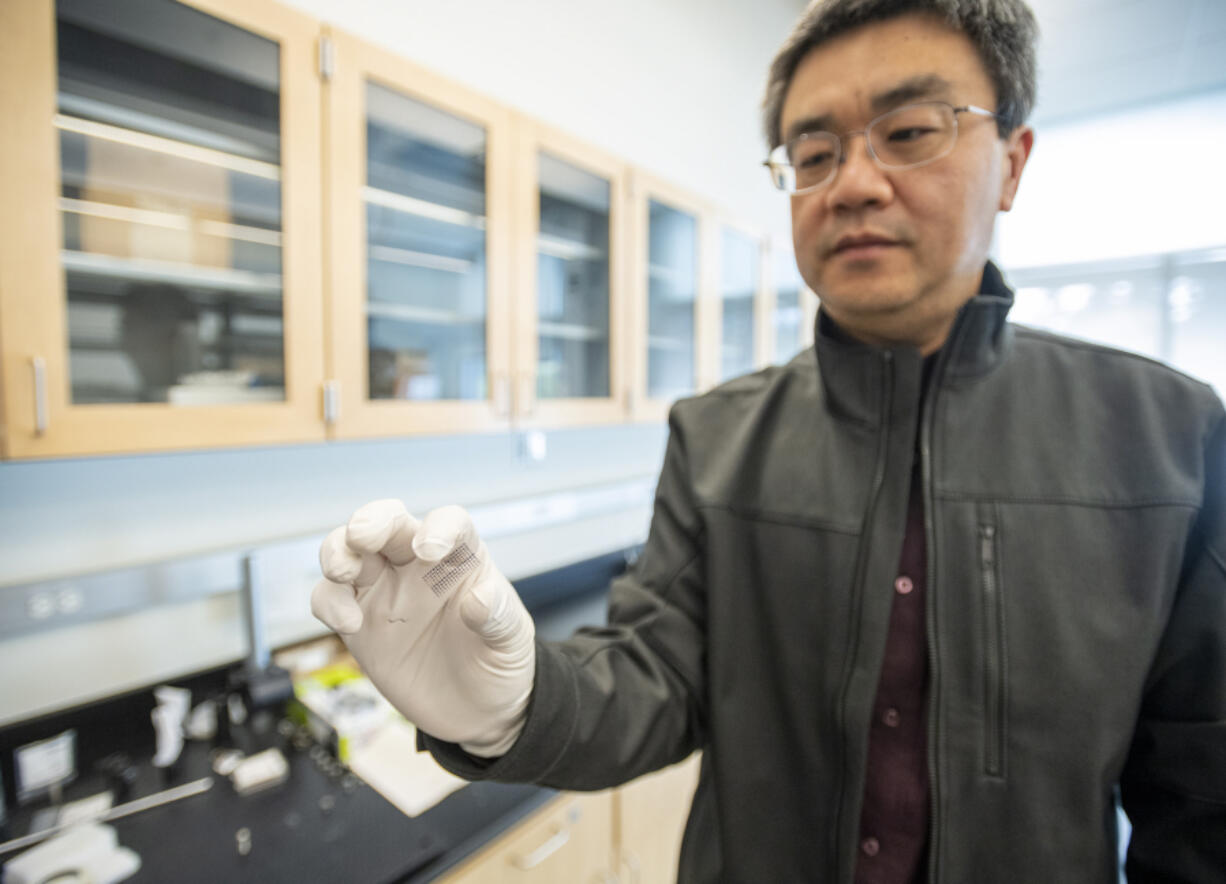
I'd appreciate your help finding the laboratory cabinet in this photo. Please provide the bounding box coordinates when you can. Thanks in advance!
[433,756,700,884]
[626,173,716,423]
[713,220,771,386]
[0,0,772,458]
[771,236,817,366]
[612,754,702,884]
[0,0,327,458]
[510,118,631,429]
[322,28,515,438]
[325,33,636,439]
[436,792,616,884]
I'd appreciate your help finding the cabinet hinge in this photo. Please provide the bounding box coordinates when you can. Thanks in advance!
[322,380,340,425]
[318,36,335,81]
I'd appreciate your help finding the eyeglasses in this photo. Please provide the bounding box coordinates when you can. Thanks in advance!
[764,101,999,194]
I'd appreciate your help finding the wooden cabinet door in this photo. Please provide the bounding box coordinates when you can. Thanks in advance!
[615,754,701,884]
[0,0,326,458]
[439,792,615,884]
[625,172,715,423]
[769,234,817,366]
[323,28,514,439]
[712,220,770,386]
[510,116,630,429]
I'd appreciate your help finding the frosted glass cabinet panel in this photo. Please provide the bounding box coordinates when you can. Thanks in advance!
[773,246,807,363]
[1168,251,1226,397]
[1004,248,1226,399]
[535,152,611,400]
[1008,259,1167,359]
[510,119,626,428]
[364,83,488,402]
[646,200,699,400]
[774,286,803,362]
[57,0,286,406]
[719,227,760,381]
[0,0,326,457]
[627,173,711,422]
[324,31,512,438]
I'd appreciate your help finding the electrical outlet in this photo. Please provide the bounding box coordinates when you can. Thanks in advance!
[517,430,548,464]
[26,592,55,620]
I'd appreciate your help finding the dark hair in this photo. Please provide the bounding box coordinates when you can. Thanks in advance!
[763,0,1039,147]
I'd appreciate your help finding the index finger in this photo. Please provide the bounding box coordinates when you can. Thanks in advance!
[346,499,420,565]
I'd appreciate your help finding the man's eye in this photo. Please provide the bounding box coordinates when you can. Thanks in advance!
[797,151,834,168]
[887,127,937,143]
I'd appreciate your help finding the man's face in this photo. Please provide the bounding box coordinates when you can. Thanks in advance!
[780,13,1031,348]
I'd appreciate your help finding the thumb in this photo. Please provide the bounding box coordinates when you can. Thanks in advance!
[311,579,364,634]
[457,580,496,635]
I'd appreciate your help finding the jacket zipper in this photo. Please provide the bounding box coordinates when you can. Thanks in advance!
[979,523,1006,778]
[834,349,893,882]
[920,342,951,884]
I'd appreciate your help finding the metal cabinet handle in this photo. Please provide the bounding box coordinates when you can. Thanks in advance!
[31,356,48,436]
[516,371,536,418]
[510,824,571,871]
[493,373,511,418]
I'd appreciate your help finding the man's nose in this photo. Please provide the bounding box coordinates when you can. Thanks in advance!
[824,134,892,211]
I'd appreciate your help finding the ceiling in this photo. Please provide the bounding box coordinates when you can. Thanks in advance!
[782,0,1226,124]
[1014,0,1225,123]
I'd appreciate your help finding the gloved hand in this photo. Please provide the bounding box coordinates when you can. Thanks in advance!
[311,500,535,757]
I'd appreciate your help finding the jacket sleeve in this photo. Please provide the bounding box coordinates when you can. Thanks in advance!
[420,406,708,790]
[1120,404,1226,882]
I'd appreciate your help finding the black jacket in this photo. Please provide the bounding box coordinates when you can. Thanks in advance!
[427,263,1226,883]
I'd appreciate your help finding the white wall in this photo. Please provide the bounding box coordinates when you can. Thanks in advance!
[997,90,1226,268]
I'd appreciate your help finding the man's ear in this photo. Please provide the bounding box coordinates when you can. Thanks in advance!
[998,125,1034,212]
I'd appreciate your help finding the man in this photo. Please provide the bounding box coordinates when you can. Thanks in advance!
[312,0,1226,880]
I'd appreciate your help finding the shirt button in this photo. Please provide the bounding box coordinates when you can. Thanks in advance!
[861,837,880,857]
[883,708,901,728]
[895,575,914,595]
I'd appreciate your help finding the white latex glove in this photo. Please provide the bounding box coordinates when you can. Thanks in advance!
[311,500,535,757]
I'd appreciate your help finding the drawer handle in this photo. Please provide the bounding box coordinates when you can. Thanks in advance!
[621,850,642,884]
[510,824,571,871]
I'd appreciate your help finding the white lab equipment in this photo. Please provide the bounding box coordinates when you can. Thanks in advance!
[2,823,140,884]
[150,686,190,769]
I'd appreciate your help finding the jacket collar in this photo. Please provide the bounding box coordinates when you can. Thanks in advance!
[813,261,1015,423]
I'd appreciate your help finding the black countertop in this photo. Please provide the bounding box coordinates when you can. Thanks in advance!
[0,549,629,883]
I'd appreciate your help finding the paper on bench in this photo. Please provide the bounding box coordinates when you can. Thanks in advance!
[347,719,467,818]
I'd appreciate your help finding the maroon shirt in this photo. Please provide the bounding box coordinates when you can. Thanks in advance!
[853,409,932,883]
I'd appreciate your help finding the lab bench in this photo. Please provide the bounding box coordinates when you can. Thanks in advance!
[0,550,633,883]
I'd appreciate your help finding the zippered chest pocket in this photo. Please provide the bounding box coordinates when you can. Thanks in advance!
[978,514,1008,780]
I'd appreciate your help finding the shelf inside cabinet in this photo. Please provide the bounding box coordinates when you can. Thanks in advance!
[368,244,473,274]
[648,262,683,283]
[62,250,282,297]
[56,114,280,181]
[60,197,282,248]
[537,321,606,342]
[647,335,690,352]
[366,300,484,326]
[536,234,606,262]
[363,185,485,231]
[56,92,278,166]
